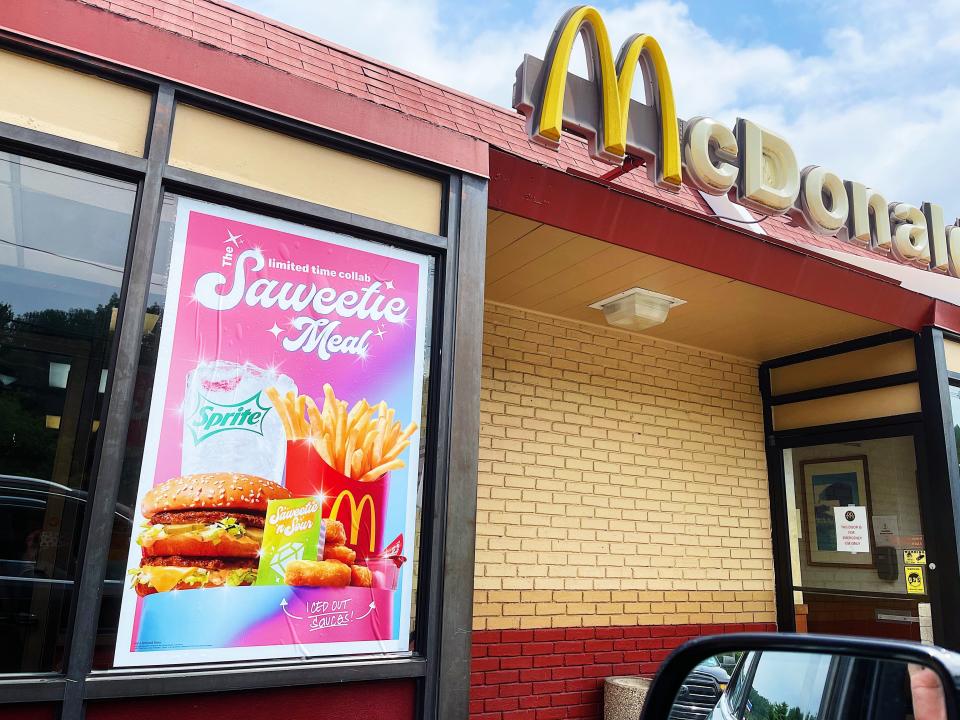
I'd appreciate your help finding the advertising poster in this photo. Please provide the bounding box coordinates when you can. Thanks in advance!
[114,198,428,666]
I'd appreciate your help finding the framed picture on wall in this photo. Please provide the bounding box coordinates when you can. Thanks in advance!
[799,455,874,567]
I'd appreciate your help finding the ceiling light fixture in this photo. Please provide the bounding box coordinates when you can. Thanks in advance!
[589,287,686,331]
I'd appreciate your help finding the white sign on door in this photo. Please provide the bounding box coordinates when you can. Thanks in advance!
[834,505,870,553]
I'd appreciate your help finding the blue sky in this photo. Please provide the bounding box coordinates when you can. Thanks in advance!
[232,0,960,220]
[422,0,831,54]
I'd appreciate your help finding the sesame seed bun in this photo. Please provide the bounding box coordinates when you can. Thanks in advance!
[141,473,292,517]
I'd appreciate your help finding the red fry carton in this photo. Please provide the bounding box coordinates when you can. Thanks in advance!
[284,439,388,559]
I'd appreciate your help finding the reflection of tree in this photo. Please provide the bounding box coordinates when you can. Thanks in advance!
[0,295,163,343]
[770,702,789,720]
[748,691,813,720]
[0,393,56,478]
[0,293,135,483]
[11,293,120,339]
[955,424,960,470]
[0,302,13,331]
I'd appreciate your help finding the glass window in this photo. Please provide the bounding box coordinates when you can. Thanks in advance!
[0,152,136,673]
[783,436,926,642]
[743,651,831,720]
[726,651,756,715]
[951,386,960,473]
[95,195,434,668]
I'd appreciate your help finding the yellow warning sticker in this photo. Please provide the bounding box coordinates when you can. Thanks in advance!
[903,549,926,565]
[905,566,926,595]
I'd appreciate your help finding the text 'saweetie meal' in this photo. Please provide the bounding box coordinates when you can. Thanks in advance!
[130,472,292,595]
[267,383,417,482]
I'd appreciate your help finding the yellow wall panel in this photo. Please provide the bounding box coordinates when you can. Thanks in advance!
[944,339,960,373]
[770,340,915,396]
[474,302,775,630]
[772,383,921,431]
[169,105,442,234]
[0,50,150,156]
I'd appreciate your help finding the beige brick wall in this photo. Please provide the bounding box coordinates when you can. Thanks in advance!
[473,302,775,631]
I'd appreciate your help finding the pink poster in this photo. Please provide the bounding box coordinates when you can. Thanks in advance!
[114,198,428,666]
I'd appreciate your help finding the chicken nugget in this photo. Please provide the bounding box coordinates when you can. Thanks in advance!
[351,564,372,588]
[323,544,357,565]
[284,559,351,587]
[325,519,346,546]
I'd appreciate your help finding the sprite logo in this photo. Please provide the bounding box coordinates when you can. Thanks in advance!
[187,391,272,444]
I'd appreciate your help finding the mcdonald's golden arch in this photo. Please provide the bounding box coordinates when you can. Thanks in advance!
[513,5,960,278]
[329,489,378,553]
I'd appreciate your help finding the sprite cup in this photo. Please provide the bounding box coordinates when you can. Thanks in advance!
[181,360,295,484]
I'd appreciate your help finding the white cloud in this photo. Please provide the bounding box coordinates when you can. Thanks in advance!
[237,0,960,219]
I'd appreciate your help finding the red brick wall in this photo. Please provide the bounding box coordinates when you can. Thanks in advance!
[470,623,776,720]
[87,679,416,720]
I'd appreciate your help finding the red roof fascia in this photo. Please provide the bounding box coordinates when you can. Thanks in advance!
[933,301,960,333]
[0,0,489,176]
[489,148,943,333]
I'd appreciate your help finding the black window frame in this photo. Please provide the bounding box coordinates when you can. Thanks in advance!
[0,30,485,720]
[723,650,758,719]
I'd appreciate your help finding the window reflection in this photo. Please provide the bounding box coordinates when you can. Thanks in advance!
[951,386,960,472]
[0,152,136,673]
[745,651,831,720]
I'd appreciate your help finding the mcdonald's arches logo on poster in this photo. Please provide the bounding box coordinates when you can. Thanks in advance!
[329,489,377,553]
[512,6,960,278]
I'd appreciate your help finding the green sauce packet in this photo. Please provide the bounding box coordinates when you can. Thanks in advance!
[255,497,326,586]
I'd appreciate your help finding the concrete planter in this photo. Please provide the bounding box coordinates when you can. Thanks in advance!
[604,676,652,720]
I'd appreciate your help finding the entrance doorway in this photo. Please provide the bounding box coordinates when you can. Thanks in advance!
[780,433,930,642]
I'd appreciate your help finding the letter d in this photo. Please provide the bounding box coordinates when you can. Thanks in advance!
[735,119,800,215]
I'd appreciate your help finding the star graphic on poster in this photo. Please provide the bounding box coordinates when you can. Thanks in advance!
[385,280,394,290]
[224,229,243,247]
[375,326,387,340]
[268,323,283,338]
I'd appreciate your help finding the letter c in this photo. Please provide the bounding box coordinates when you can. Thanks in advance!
[682,117,738,195]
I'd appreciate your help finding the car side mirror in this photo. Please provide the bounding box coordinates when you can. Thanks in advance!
[641,633,960,720]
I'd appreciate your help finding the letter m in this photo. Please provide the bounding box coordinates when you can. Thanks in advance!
[329,490,377,553]
[512,5,681,189]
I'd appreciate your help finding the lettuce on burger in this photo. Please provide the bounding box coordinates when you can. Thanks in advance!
[129,472,292,596]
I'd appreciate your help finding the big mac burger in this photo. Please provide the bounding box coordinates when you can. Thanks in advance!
[129,472,292,595]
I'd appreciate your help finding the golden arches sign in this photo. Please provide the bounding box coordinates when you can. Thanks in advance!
[514,5,681,188]
[329,489,376,553]
[514,6,960,278]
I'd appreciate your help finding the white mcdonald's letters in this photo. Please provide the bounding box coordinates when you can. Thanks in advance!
[514,5,960,277]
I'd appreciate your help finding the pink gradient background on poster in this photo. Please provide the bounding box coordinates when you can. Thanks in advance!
[123,205,424,658]
[152,209,424,487]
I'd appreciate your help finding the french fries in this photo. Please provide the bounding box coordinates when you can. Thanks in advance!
[266,384,417,482]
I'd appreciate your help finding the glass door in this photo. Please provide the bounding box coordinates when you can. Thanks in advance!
[782,434,931,642]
